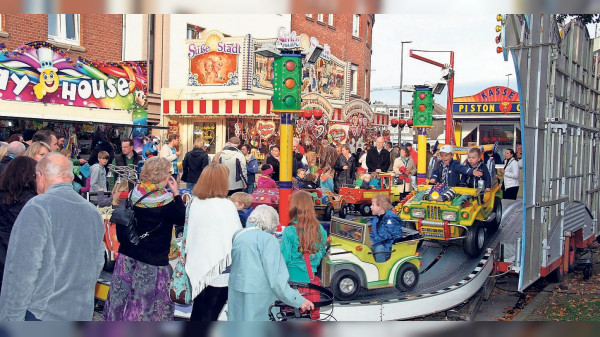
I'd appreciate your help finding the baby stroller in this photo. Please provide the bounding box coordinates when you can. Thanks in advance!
[268,282,334,321]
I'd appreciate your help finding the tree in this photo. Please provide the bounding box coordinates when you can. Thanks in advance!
[556,14,600,25]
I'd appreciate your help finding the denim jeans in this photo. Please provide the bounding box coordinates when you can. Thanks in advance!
[372,244,390,263]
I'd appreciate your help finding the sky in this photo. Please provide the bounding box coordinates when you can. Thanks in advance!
[370,14,520,108]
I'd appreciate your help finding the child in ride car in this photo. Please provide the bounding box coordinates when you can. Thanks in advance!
[370,194,404,263]
[429,145,483,187]
[360,173,372,189]
[369,172,381,189]
[460,147,491,192]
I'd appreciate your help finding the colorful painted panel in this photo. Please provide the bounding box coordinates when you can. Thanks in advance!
[187,32,241,87]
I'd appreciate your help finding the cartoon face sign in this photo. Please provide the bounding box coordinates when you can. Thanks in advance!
[33,69,59,99]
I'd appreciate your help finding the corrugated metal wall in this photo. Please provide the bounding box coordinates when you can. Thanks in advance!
[505,14,600,291]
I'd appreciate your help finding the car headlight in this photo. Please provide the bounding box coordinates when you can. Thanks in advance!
[411,208,425,218]
[430,191,441,201]
[442,211,457,222]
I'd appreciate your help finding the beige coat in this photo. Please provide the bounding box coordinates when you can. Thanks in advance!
[393,156,417,193]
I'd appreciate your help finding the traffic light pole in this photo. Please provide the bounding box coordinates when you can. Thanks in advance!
[278,113,294,227]
[409,50,456,146]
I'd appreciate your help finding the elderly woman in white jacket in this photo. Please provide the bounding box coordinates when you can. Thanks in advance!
[499,148,520,200]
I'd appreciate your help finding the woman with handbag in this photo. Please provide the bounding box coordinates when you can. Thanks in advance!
[104,157,185,321]
[185,163,242,321]
[499,148,520,200]
[280,191,327,320]
[228,205,314,321]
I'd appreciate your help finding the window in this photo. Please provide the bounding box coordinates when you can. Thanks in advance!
[187,24,203,39]
[194,122,217,154]
[328,14,334,26]
[306,14,313,18]
[317,14,323,22]
[364,70,368,98]
[478,125,518,155]
[48,14,80,45]
[352,14,360,38]
[350,64,358,95]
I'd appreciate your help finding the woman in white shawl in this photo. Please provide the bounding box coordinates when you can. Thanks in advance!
[185,163,242,321]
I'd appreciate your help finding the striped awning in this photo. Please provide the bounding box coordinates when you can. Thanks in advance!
[164,98,346,121]
[163,99,274,116]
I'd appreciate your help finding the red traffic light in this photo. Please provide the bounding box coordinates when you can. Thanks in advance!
[418,92,427,100]
[286,60,296,71]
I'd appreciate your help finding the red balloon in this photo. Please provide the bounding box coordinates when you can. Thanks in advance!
[399,119,407,127]
[304,109,313,119]
[407,119,414,127]
[313,108,323,120]
[390,118,399,127]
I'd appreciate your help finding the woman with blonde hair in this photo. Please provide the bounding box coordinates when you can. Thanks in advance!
[104,156,185,321]
[24,142,50,162]
[0,144,8,159]
[185,163,243,321]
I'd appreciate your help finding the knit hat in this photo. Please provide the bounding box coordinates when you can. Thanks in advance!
[262,164,273,175]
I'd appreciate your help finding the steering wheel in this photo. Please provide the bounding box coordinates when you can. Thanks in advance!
[268,282,334,321]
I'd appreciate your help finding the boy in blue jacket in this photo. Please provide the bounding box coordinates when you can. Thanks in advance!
[460,148,491,191]
[430,145,483,187]
[370,194,404,262]
[231,192,253,228]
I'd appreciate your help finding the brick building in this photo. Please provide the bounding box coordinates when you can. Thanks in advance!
[0,14,122,62]
[291,14,375,103]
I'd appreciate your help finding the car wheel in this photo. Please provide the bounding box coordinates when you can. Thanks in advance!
[463,222,485,257]
[331,269,361,301]
[395,263,419,292]
[359,203,372,216]
[323,205,334,221]
[103,250,115,272]
[488,197,502,233]
[338,204,348,219]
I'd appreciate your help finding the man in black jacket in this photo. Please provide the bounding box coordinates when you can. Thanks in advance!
[112,139,142,190]
[181,138,210,189]
[366,137,390,173]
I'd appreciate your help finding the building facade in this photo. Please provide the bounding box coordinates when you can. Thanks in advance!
[291,14,374,102]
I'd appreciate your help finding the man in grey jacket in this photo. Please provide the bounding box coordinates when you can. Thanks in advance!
[216,137,247,196]
[0,153,104,321]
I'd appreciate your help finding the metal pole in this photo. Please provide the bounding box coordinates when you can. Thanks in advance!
[506,73,511,87]
[399,41,411,144]
[445,51,455,145]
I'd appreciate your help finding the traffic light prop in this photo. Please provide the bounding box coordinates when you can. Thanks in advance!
[412,87,433,128]
[272,55,302,113]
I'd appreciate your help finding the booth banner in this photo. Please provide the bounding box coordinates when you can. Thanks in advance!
[256,120,276,139]
[187,31,242,87]
[453,86,520,114]
[327,123,349,145]
[295,93,333,142]
[0,42,148,132]
[342,99,374,141]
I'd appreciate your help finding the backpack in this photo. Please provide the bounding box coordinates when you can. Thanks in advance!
[247,157,259,174]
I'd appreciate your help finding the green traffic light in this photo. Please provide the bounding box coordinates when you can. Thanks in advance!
[284,95,296,106]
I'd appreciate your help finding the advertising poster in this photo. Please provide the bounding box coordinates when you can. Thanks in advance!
[188,31,241,86]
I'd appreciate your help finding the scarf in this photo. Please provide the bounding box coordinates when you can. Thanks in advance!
[245,154,252,162]
[185,197,242,298]
[131,182,173,208]
[401,157,409,166]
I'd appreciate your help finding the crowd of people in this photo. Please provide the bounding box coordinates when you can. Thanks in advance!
[0,128,523,321]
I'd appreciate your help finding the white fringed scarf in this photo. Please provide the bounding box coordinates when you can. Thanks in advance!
[185,198,242,299]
